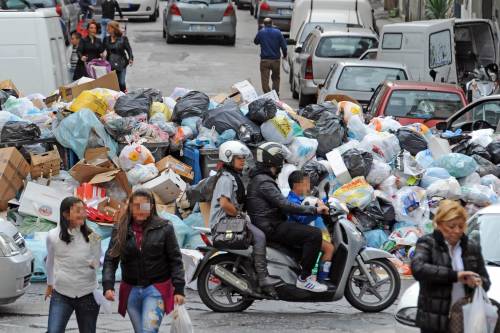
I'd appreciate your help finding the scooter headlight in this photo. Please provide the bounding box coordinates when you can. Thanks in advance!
[0,232,20,257]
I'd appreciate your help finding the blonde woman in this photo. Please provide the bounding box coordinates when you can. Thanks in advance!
[411,200,490,333]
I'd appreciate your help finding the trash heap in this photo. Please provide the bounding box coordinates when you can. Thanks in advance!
[0,73,499,281]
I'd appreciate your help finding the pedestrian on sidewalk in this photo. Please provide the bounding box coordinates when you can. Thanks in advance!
[45,197,102,333]
[102,189,185,333]
[411,200,490,333]
[254,18,287,95]
[103,20,133,92]
[100,0,123,40]
[74,20,104,80]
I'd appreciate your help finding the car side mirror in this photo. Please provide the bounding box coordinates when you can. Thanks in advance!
[436,122,447,131]
[294,46,302,53]
[287,38,296,45]
[429,69,437,82]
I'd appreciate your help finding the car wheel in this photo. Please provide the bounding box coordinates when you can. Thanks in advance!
[224,35,236,46]
[299,90,315,107]
[166,32,176,44]
[149,8,158,21]
[292,80,299,99]
[162,26,166,38]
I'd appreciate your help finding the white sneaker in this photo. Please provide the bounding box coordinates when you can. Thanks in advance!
[296,276,328,293]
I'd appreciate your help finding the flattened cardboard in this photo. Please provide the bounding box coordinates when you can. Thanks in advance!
[70,160,115,184]
[156,155,194,181]
[0,147,30,209]
[282,103,315,130]
[84,147,110,162]
[59,71,119,102]
[88,169,131,196]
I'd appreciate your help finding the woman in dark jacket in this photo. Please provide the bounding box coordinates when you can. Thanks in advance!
[102,189,185,333]
[74,20,104,80]
[411,200,490,333]
[103,20,133,92]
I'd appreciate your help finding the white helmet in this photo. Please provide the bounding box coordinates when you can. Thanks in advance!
[219,141,251,164]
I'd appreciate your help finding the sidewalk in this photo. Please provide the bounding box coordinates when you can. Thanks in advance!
[369,0,404,31]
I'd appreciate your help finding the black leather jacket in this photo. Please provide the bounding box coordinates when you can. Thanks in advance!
[102,216,185,295]
[411,230,490,332]
[246,167,316,234]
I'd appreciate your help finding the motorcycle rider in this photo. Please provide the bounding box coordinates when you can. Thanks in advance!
[209,141,280,294]
[246,142,329,292]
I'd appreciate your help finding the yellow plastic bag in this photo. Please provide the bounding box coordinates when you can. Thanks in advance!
[69,90,108,116]
[338,100,363,122]
[333,176,374,209]
[150,101,172,121]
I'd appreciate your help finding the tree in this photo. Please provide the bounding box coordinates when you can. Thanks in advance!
[425,0,453,19]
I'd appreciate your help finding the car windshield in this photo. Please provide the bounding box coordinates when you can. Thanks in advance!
[385,90,464,119]
[178,0,228,3]
[316,36,378,58]
[299,23,356,43]
[453,100,500,131]
[468,214,500,264]
[337,66,408,92]
[23,0,55,7]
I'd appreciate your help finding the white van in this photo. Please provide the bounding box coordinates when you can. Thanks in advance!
[0,8,69,96]
[289,0,376,45]
[377,19,499,87]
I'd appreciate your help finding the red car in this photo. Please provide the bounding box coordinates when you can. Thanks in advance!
[366,81,467,127]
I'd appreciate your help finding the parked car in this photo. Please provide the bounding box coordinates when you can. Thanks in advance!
[163,0,236,45]
[436,95,500,133]
[0,218,34,305]
[317,60,409,107]
[291,25,378,106]
[255,0,293,33]
[395,204,500,331]
[0,7,70,96]
[116,0,159,21]
[359,48,377,60]
[366,81,467,127]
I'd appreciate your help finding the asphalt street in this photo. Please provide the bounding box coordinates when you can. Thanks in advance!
[0,5,417,332]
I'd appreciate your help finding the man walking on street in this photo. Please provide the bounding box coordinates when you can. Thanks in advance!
[254,18,287,95]
[101,0,123,40]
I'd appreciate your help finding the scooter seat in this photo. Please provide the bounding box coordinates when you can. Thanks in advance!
[267,242,302,261]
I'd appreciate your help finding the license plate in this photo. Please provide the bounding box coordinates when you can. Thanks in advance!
[278,8,292,15]
[189,24,216,32]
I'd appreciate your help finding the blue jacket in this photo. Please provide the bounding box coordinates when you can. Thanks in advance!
[254,27,287,60]
[287,191,318,225]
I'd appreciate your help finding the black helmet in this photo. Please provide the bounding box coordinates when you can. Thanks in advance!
[256,142,285,168]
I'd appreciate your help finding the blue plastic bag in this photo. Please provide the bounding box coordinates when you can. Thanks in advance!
[158,212,204,249]
[54,109,118,159]
[415,149,434,168]
[420,167,452,188]
[25,238,47,282]
[364,229,388,249]
[432,153,478,178]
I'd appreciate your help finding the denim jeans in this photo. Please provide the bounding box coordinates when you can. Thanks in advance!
[101,18,111,40]
[127,285,165,333]
[47,290,100,333]
[116,67,127,91]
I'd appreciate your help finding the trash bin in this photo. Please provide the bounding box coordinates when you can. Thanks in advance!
[181,146,219,184]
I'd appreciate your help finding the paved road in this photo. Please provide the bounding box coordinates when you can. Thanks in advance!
[0,6,418,332]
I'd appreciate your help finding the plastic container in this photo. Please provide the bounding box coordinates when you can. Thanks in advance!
[182,146,219,184]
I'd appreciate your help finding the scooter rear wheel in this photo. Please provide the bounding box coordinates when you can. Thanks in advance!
[197,254,255,312]
[344,258,401,313]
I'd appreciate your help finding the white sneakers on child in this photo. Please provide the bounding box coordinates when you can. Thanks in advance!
[296,276,328,293]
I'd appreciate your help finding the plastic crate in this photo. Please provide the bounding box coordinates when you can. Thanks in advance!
[181,146,219,184]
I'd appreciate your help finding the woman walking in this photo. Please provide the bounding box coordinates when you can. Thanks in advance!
[102,189,185,333]
[45,197,101,333]
[74,19,104,80]
[411,200,490,333]
[103,20,133,92]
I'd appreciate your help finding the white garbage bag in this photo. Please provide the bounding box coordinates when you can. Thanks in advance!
[170,304,193,333]
[463,287,498,333]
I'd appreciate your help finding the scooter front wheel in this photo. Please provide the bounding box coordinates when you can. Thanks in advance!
[197,254,255,312]
[344,258,401,312]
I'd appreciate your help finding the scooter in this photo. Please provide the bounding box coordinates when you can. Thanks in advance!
[192,199,401,313]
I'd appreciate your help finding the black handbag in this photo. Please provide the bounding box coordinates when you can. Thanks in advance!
[109,53,127,71]
[212,216,252,250]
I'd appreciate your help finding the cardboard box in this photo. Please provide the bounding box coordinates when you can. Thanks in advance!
[143,170,186,204]
[19,182,70,223]
[88,169,132,197]
[84,147,110,162]
[156,203,176,215]
[156,156,194,181]
[59,71,120,102]
[76,183,106,202]
[0,79,21,97]
[326,149,352,185]
[97,197,126,223]
[0,147,30,210]
[199,202,211,228]
[282,103,315,130]
[30,146,61,179]
[70,149,116,184]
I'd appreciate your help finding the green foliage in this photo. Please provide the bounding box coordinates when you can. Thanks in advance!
[426,0,453,19]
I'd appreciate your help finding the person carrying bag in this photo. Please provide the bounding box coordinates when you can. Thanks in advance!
[103,20,133,92]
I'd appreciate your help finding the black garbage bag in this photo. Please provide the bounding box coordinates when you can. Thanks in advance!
[172,91,210,123]
[342,148,373,178]
[1,121,41,142]
[104,117,139,142]
[452,138,491,160]
[302,160,329,187]
[298,102,337,121]
[137,88,163,103]
[203,100,262,144]
[487,141,500,164]
[396,127,428,155]
[351,197,396,232]
[304,112,347,157]
[114,89,153,117]
[246,98,277,125]
[472,155,500,177]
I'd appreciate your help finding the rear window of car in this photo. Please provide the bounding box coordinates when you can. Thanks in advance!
[299,23,353,43]
[385,90,464,119]
[315,36,378,58]
[337,66,408,92]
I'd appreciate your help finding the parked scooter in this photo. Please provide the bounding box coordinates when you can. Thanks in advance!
[193,199,401,313]
[465,63,499,103]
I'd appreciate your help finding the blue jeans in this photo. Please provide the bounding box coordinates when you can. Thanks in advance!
[127,285,165,333]
[101,18,111,40]
[117,67,127,91]
[47,290,99,333]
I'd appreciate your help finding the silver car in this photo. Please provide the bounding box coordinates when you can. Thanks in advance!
[23,0,79,39]
[255,0,293,33]
[0,218,33,305]
[163,0,237,45]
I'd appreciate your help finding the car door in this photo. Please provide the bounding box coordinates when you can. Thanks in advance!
[449,99,500,131]
[426,20,457,84]
[292,33,310,86]
[317,63,338,103]
[177,0,227,23]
